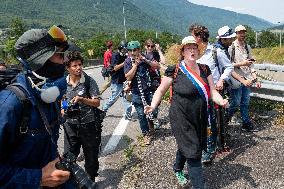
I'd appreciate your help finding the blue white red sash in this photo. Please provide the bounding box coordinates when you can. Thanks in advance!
[179,61,211,126]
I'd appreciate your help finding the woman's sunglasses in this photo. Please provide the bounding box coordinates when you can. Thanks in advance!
[147,45,155,48]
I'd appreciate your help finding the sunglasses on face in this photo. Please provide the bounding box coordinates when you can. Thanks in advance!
[147,45,155,48]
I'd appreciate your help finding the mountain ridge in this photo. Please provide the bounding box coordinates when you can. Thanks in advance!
[0,0,273,38]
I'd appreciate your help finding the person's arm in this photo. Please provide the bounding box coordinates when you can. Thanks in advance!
[0,93,70,188]
[71,78,101,107]
[155,44,166,65]
[215,49,233,90]
[207,74,228,107]
[217,49,233,82]
[125,60,138,81]
[231,71,252,87]
[111,53,125,71]
[144,76,173,113]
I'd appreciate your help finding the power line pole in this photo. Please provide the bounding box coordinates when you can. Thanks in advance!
[123,2,127,40]
[278,22,282,48]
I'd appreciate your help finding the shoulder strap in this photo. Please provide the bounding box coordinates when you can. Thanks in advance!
[230,43,235,62]
[212,46,223,75]
[245,43,250,59]
[169,63,180,103]
[84,73,91,98]
[6,83,32,134]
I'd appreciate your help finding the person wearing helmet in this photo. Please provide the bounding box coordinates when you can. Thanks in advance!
[102,41,132,120]
[124,40,160,145]
[227,25,261,132]
[0,26,75,188]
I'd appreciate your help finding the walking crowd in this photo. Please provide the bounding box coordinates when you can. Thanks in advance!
[0,22,261,189]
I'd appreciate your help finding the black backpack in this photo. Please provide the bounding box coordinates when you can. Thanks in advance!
[83,73,105,124]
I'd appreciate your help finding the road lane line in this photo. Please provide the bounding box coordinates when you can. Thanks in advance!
[102,118,130,155]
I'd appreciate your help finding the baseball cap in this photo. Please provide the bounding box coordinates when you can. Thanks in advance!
[216,26,236,39]
[181,36,198,46]
[235,25,247,32]
[15,25,68,71]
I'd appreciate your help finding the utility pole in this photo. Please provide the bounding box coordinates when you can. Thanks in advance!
[123,2,127,40]
[278,22,282,48]
[255,31,258,48]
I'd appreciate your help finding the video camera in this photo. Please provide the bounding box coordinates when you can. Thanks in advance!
[56,152,96,189]
[64,102,80,118]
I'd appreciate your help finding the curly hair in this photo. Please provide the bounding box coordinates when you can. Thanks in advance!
[189,24,210,43]
[64,51,84,67]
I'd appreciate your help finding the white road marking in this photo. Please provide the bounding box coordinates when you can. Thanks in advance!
[102,118,130,155]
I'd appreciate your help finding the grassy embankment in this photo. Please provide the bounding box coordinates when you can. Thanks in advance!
[253,47,284,65]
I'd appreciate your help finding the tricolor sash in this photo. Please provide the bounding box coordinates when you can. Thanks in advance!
[179,61,211,126]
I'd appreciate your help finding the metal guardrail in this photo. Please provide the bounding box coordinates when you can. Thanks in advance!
[254,63,284,72]
[251,80,284,102]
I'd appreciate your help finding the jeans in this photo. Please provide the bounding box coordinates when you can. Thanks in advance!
[228,85,251,124]
[64,121,101,181]
[132,92,158,135]
[173,149,205,189]
[102,83,132,116]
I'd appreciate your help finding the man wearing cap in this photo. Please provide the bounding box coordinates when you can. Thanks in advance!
[190,24,234,163]
[124,40,160,145]
[227,25,261,132]
[102,41,132,120]
[0,26,75,188]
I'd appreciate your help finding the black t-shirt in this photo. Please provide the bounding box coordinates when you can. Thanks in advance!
[111,52,127,84]
[124,57,152,95]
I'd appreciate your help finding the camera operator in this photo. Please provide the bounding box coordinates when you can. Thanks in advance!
[63,51,101,182]
[124,41,160,145]
[0,26,75,188]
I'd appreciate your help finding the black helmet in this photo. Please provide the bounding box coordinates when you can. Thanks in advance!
[118,40,127,50]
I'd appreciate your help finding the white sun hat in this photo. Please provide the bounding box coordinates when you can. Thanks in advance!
[216,26,236,39]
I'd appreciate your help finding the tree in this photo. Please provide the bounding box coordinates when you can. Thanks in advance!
[2,18,26,64]
[244,25,256,48]
[9,18,26,39]
[258,31,278,48]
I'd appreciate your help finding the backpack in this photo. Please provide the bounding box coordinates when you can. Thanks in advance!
[83,73,105,124]
[101,66,112,78]
[212,46,241,89]
[230,42,250,63]
[0,68,32,147]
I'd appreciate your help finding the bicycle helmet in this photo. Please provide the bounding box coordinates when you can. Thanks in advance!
[127,41,141,50]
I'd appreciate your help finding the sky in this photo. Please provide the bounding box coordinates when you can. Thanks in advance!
[188,0,284,24]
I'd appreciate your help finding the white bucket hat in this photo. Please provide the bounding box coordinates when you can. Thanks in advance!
[216,26,236,39]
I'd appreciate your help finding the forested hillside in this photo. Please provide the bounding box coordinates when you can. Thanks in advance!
[0,0,273,38]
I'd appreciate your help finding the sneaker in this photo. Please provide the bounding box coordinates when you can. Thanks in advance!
[143,134,152,145]
[175,171,188,186]
[202,151,213,164]
[242,122,257,132]
[154,119,161,130]
[124,111,132,120]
